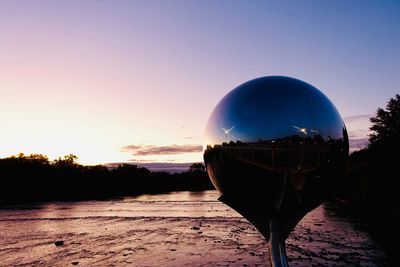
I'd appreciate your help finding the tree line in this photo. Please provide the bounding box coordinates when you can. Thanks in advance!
[0,154,213,205]
[341,94,400,213]
[338,94,400,260]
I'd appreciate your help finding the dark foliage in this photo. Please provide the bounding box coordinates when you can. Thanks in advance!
[341,94,400,263]
[369,94,400,145]
[343,94,400,210]
[0,154,213,205]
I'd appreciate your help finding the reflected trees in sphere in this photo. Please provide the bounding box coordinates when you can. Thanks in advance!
[203,76,349,266]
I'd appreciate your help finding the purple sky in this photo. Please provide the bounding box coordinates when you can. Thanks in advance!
[0,1,399,164]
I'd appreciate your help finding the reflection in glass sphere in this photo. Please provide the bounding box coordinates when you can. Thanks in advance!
[203,76,349,240]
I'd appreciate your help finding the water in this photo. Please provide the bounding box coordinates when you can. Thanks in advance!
[0,191,388,266]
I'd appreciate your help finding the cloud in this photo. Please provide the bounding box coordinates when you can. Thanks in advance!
[130,162,197,173]
[349,137,369,152]
[348,129,369,139]
[343,113,372,152]
[121,144,203,156]
[347,127,370,152]
[344,114,372,122]
[183,136,199,140]
[105,161,200,173]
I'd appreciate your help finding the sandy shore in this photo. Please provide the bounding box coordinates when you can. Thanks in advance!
[0,191,387,266]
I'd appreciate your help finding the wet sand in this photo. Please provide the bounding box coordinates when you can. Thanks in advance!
[0,191,387,266]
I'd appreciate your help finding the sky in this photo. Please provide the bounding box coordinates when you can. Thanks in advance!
[0,0,399,165]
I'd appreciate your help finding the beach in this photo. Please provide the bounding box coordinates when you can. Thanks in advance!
[0,191,387,266]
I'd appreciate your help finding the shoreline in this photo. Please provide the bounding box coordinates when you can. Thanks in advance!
[0,191,389,266]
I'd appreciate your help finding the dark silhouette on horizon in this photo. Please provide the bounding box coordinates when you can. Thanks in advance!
[0,154,213,205]
[341,94,400,209]
[340,94,400,265]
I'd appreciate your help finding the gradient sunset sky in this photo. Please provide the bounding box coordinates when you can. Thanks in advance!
[1,1,399,165]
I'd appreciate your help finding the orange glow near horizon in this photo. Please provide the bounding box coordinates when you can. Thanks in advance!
[0,82,204,165]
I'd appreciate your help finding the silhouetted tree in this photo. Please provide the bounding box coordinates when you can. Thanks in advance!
[367,94,399,203]
[54,154,79,167]
[369,94,400,146]
[343,94,400,210]
[188,163,206,173]
[334,95,400,263]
